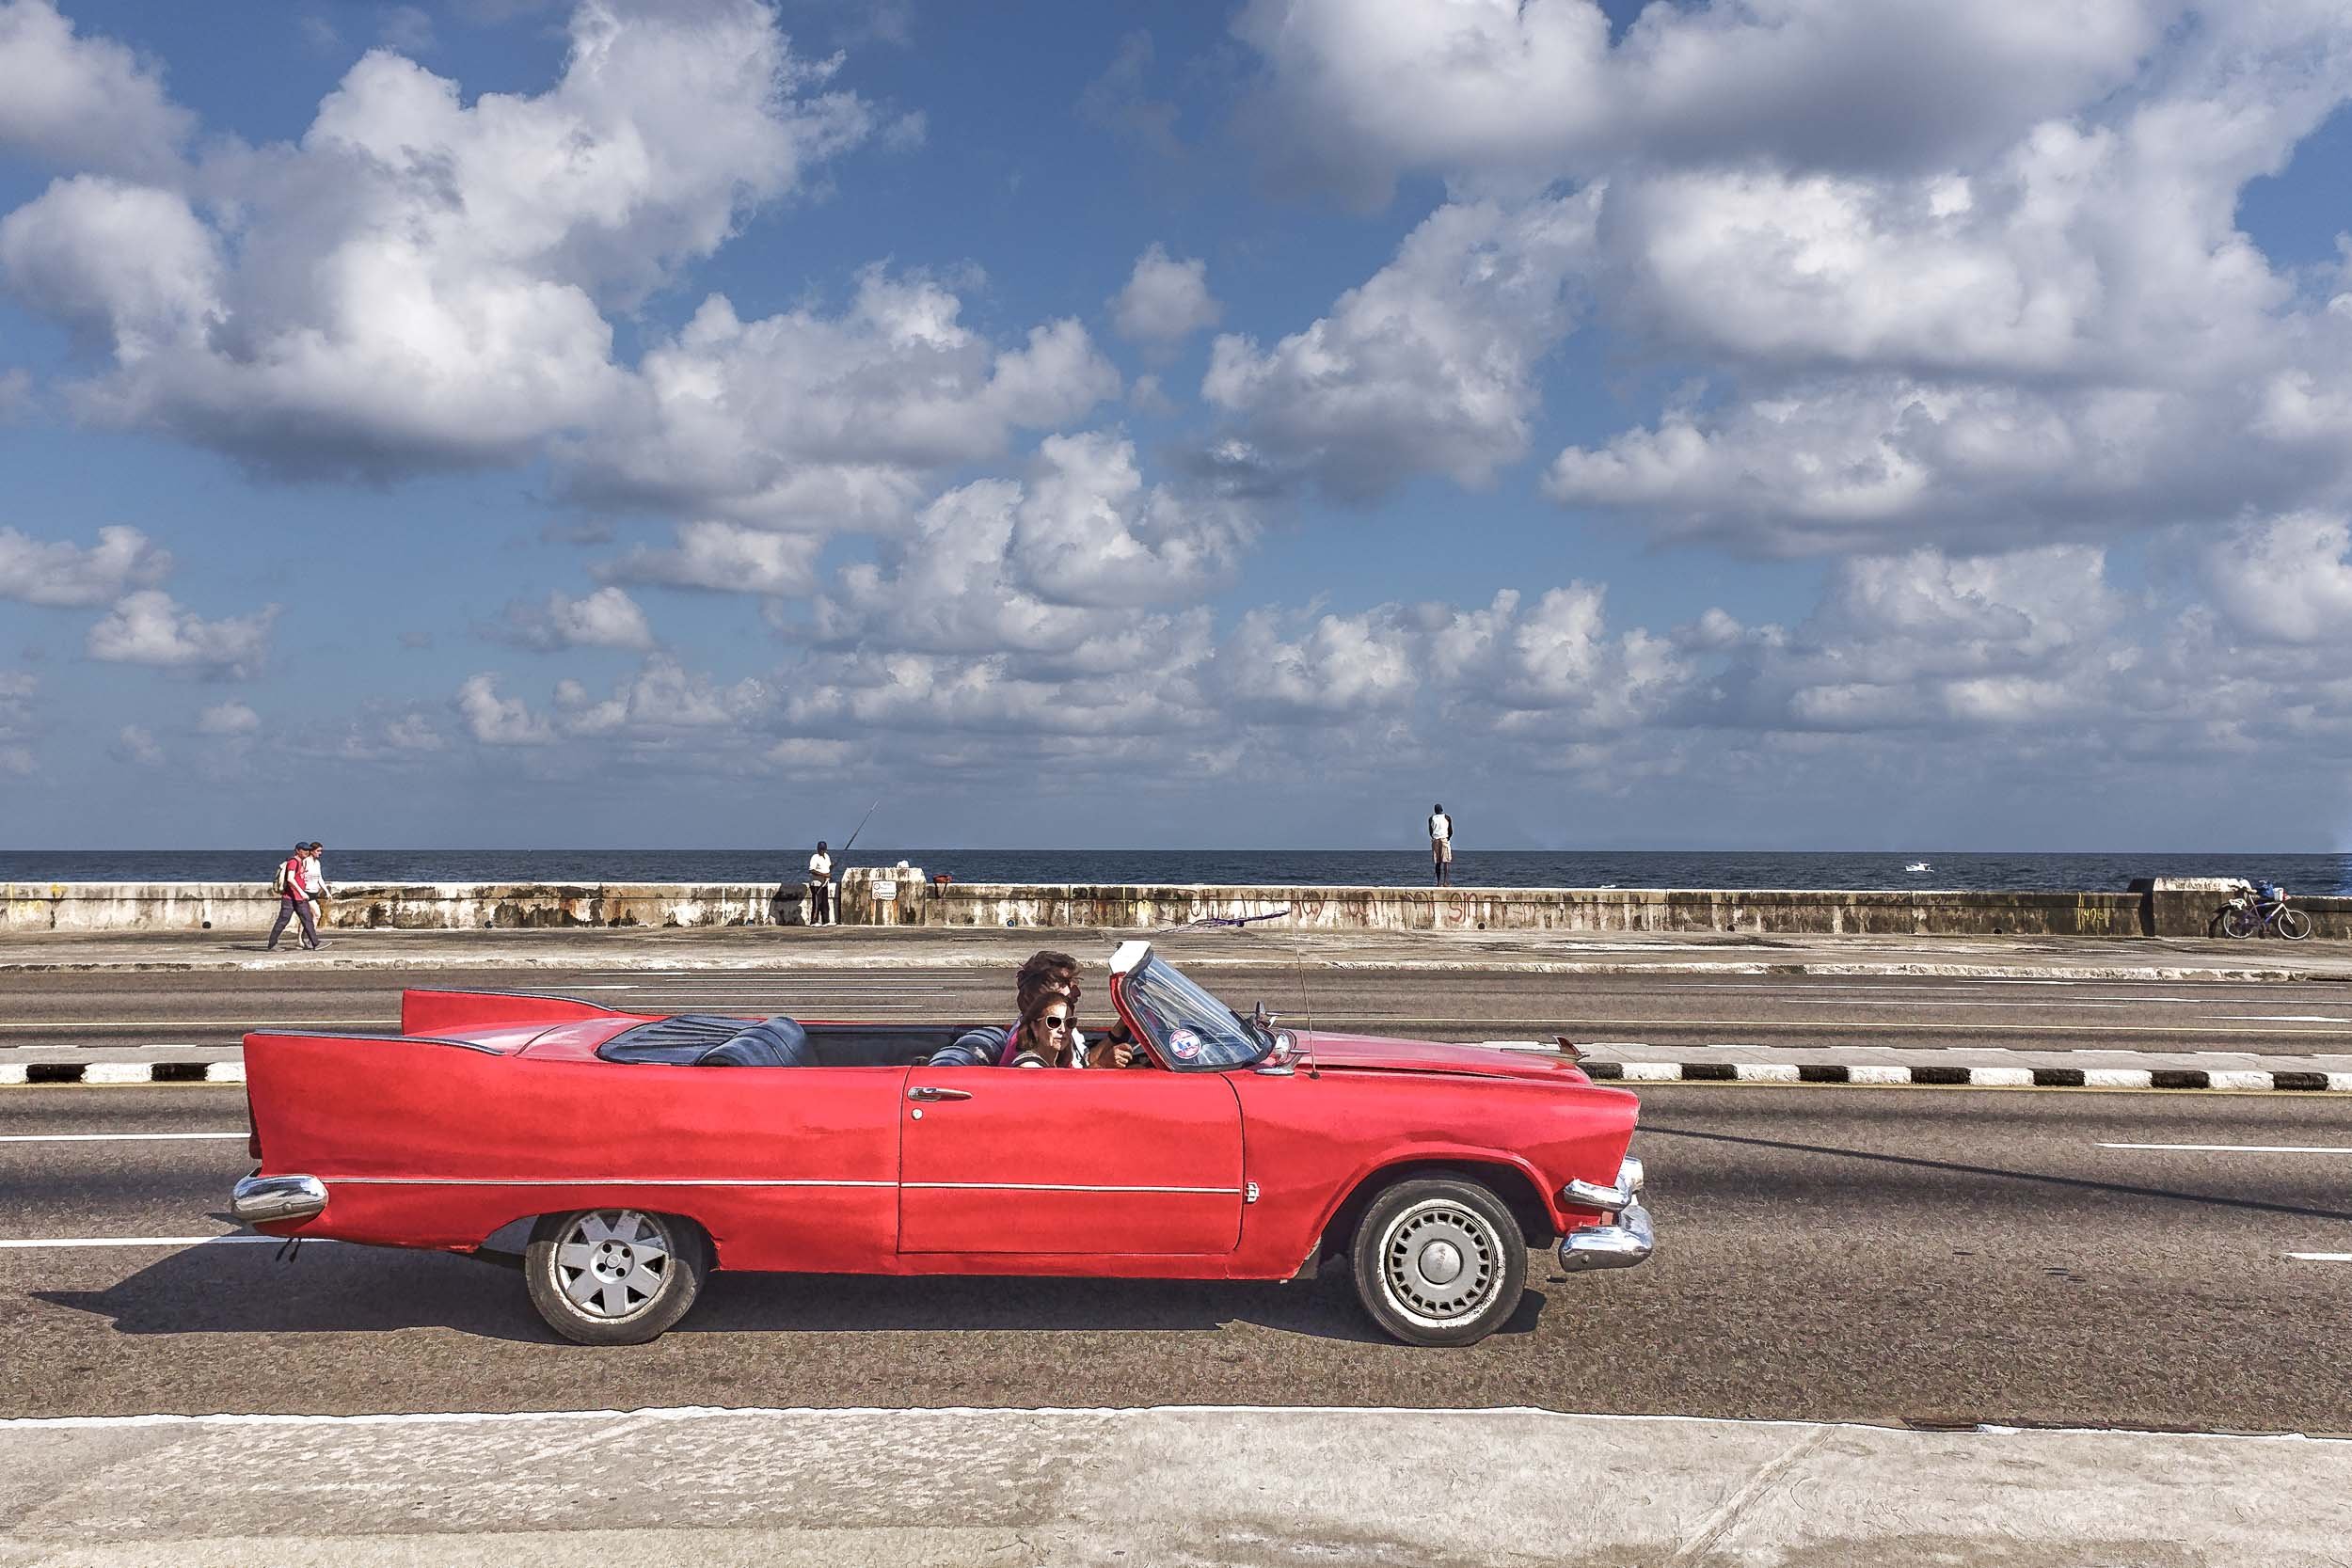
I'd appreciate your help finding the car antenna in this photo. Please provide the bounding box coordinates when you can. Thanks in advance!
[1288,914,1319,1078]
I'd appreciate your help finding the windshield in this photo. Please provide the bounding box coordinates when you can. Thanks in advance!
[1118,953,1269,1070]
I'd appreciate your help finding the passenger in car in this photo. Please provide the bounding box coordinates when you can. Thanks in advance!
[1004,994,1077,1068]
[928,949,1089,1067]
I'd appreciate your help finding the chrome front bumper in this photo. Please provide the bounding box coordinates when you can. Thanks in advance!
[231,1174,326,1225]
[1559,1156,1654,1272]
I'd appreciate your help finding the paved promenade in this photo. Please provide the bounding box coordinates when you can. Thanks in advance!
[7,1404,2345,1566]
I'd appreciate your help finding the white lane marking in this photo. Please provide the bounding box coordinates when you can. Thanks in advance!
[0,1132,245,1143]
[2099,1143,2352,1154]
[0,1235,279,1249]
[2288,1253,2352,1262]
[2219,1016,2352,1024]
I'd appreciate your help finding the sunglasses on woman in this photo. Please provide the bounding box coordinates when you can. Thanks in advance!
[1040,1015,1072,1033]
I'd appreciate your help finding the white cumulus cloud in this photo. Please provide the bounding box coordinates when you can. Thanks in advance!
[491,585,657,652]
[0,0,193,180]
[559,272,1120,527]
[0,0,874,478]
[1202,193,1597,499]
[85,590,276,675]
[455,673,555,746]
[598,520,823,597]
[1111,244,1220,345]
[0,524,170,607]
[196,701,261,736]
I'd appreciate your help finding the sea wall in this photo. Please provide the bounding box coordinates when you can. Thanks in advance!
[3,873,2344,939]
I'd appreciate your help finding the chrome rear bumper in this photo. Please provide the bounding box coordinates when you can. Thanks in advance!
[1559,1156,1653,1272]
[231,1174,326,1225]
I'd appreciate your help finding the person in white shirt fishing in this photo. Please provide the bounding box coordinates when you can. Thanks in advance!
[1428,803,1454,887]
[806,841,834,926]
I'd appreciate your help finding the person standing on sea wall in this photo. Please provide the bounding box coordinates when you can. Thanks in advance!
[807,840,835,926]
[1428,803,1454,888]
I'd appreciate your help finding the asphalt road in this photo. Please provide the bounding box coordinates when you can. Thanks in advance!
[5,1084,2347,1432]
[8,960,2352,1057]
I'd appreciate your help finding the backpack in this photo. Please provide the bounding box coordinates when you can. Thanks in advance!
[270,859,294,896]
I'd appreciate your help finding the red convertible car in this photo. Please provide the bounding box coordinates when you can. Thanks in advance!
[232,942,1651,1346]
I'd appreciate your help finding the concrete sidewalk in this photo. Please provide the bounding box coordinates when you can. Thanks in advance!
[6,924,2350,981]
[4,1404,2344,1567]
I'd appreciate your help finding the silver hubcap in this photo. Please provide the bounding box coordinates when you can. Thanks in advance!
[553,1210,672,1321]
[1382,1202,1498,1323]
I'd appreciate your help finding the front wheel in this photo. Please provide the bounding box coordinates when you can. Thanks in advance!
[2276,907,2313,941]
[525,1208,707,1344]
[1350,1178,1527,1347]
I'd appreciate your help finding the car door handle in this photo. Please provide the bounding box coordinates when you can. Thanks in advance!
[907,1085,973,1103]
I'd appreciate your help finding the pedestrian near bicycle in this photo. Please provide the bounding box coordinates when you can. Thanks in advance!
[1428,803,1454,887]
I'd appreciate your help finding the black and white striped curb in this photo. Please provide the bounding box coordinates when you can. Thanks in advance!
[2,1062,246,1085]
[1580,1060,2352,1091]
[8,1056,2352,1091]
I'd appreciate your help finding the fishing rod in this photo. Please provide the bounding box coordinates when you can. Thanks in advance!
[838,798,881,857]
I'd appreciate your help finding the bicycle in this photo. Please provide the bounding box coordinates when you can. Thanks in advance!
[2218,880,2312,941]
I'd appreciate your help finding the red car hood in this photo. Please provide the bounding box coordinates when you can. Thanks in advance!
[1297,1031,1590,1083]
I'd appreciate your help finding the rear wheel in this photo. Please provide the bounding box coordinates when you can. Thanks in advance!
[2221,904,2259,939]
[1350,1178,1527,1347]
[524,1209,706,1345]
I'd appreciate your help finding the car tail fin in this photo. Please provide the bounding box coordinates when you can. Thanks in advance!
[400,988,625,1037]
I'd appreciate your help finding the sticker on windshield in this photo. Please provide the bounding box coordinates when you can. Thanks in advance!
[1167,1027,1202,1061]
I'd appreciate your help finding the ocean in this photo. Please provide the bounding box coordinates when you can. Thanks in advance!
[3,849,2348,895]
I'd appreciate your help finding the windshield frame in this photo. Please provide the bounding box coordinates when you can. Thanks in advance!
[1109,948,1274,1072]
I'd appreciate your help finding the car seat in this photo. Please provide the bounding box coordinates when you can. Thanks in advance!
[694,1018,816,1068]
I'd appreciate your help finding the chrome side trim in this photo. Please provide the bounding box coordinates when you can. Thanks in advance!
[1558,1200,1654,1272]
[230,1174,327,1225]
[901,1181,1240,1195]
[325,1176,894,1188]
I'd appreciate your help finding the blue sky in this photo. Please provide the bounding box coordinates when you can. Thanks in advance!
[4,0,2352,852]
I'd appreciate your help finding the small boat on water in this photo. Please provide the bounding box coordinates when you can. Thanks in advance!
[1905,861,1931,873]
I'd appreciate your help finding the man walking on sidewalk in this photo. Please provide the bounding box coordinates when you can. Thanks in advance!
[807,839,835,926]
[1428,803,1454,888]
[265,841,326,951]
